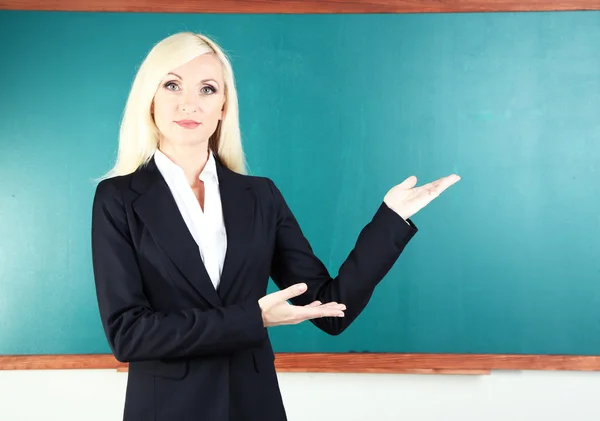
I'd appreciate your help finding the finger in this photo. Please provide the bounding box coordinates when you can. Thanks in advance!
[432,174,460,195]
[438,174,460,189]
[318,302,346,310]
[294,306,345,322]
[420,174,460,197]
[264,283,308,306]
[305,301,322,307]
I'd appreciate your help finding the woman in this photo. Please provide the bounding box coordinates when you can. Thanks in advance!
[91,31,460,421]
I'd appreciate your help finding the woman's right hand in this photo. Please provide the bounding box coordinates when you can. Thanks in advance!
[258,283,346,327]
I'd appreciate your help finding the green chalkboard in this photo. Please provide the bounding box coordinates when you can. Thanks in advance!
[1,10,599,356]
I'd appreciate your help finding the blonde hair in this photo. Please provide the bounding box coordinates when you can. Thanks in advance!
[102,31,245,179]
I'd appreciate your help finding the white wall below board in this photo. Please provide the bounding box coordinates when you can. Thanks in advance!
[0,369,598,421]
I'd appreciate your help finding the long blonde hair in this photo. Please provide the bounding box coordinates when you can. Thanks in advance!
[102,32,245,178]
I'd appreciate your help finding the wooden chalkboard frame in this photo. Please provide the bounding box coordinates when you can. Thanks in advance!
[1,0,600,13]
[1,353,600,373]
[1,0,600,372]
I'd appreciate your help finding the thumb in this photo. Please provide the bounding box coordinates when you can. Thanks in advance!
[398,175,417,190]
[265,283,307,306]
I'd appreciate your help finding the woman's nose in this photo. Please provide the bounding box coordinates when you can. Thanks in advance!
[180,103,198,114]
[179,91,201,114]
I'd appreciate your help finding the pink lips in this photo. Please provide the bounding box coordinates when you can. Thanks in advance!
[175,120,201,129]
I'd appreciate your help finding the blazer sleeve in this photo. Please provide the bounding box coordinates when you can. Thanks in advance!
[267,178,418,336]
[91,179,266,363]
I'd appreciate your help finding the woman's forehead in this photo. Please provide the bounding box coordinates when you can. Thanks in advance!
[164,54,224,82]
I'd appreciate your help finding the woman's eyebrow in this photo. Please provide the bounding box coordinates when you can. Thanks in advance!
[166,72,220,87]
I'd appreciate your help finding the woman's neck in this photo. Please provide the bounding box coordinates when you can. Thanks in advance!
[158,140,210,187]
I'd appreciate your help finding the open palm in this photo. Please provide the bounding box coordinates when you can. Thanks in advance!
[384,174,460,220]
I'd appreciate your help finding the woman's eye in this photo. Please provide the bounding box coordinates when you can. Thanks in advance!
[201,85,216,95]
[164,81,180,91]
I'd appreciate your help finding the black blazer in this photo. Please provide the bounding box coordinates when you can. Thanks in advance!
[91,155,418,421]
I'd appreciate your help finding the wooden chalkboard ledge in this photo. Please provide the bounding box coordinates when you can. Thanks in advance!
[1,353,600,374]
[1,0,600,14]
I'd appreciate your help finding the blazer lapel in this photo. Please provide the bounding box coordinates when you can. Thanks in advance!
[215,159,255,300]
[131,157,222,308]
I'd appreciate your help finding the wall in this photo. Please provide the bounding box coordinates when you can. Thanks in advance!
[0,370,598,421]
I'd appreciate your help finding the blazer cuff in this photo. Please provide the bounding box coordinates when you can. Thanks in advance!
[243,299,268,343]
[374,202,418,244]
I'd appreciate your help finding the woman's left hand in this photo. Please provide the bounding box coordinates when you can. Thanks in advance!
[384,174,460,220]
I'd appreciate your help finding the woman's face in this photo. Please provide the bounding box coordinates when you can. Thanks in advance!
[152,53,226,149]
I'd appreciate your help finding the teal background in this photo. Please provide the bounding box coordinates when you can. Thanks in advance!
[1,10,599,355]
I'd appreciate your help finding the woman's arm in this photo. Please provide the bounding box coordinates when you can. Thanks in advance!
[92,180,266,362]
[267,173,459,336]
